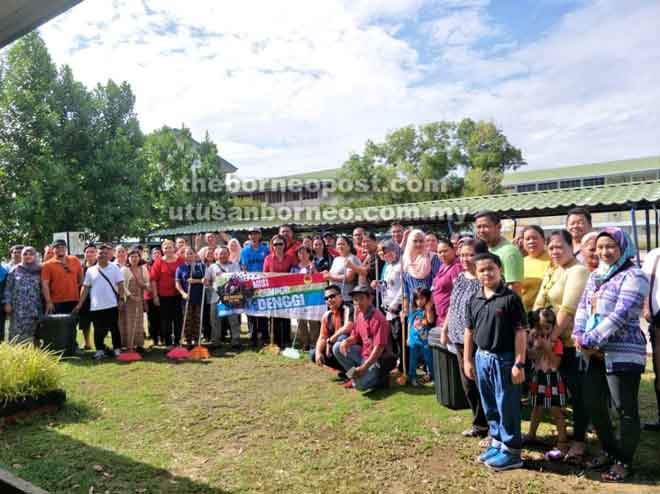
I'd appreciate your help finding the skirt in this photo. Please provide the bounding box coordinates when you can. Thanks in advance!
[529,369,566,409]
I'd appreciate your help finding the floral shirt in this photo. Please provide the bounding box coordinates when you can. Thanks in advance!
[446,273,481,345]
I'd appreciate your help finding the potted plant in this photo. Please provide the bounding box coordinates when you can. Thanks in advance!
[0,342,66,425]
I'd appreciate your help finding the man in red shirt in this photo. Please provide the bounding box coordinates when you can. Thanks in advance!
[334,285,394,390]
[353,227,366,261]
[279,225,301,258]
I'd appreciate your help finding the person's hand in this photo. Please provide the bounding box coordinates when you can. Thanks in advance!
[353,365,365,378]
[322,271,330,281]
[315,352,325,366]
[464,359,475,381]
[4,303,12,314]
[72,303,81,314]
[643,307,651,323]
[511,365,525,385]
[439,328,448,346]
[45,301,55,314]
[370,280,377,289]
[328,334,337,345]
[181,292,189,300]
[413,318,422,329]
[153,295,160,307]
[339,339,349,356]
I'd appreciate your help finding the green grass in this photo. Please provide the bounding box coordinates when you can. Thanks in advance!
[0,346,659,494]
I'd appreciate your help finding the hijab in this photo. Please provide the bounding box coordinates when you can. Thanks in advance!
[228,238,241,264]
[381,239,401,264]
[593,227,636,287]
[18,246,41,275]
[402,229,433,279]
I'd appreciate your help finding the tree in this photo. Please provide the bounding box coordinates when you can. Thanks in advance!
[463,167,504,196]
[338,119,524,207]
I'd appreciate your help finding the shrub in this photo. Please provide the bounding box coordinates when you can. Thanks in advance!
[0,342,63,404]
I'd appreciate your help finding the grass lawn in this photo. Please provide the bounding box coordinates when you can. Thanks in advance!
[1,342,659,494]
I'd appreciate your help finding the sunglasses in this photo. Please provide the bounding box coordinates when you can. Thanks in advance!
[273,243,284,247]
[324,293,338,300]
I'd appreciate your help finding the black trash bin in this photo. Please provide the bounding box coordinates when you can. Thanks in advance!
[428,327,470,410]
[35,314,78,357]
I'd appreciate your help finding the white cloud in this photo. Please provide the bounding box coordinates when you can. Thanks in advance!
[34,0,660,178]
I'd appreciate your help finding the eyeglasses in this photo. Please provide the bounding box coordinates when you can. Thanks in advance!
[273,243,284,247]
[324,293,338,300]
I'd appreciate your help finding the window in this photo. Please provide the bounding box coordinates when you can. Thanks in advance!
[284,190,300,202]
[267,191,283,203]
[537,181,558,191]
[559,179,581,189]
[582,177,605,187]
[302,189,319,200]
[516,184,536,193]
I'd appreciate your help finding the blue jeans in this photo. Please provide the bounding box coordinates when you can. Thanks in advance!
[475,350,521,455]
[408,344,433,380]
[332,341,382,390]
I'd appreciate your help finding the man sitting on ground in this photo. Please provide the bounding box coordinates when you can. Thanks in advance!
[333,285,394,390]
[311,284,354,375]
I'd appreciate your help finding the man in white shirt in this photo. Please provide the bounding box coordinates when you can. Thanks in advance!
[205,246,242,350]
[75,244,125,360]
[643,248,660,430]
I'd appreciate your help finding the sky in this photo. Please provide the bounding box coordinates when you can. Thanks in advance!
[34,0,660,178]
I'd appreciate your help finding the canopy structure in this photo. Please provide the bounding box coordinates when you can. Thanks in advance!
[150,178,660,236]
[0,0,83,49]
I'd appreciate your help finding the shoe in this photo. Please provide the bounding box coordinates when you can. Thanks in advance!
[93,350,106,361]
[478,446,500,464]
[342,380,355,389]
[409,378,419,387]
[463,426,488,438]
[113,348,121,357]
[643,420,660,432]
[231,344,242,352]
[486,451,523,471]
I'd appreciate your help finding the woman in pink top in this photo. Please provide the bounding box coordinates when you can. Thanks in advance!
[431,238,463,329]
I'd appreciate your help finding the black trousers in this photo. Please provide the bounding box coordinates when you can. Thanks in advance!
[583,357,641,464]
[202,303,212,341]
[248,316,268,345]
[650,323,660,420]
[455,343,488,429]
[159,295,182,346]
[388,316,404,372]
[560,347,588,442]
[92,307,121,351]
[146,299,161,344]
[271,318,291,348]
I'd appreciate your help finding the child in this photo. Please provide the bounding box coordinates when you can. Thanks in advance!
[525,308,568,460]
[407,287,435,386]
[175,247,206,347]
[464,252,527,472]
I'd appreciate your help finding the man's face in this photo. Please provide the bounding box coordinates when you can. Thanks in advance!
[279,226,293,240]
[566,214,590,243]
[206,233,216,246]
[352,293,371,312]
[323,235,335,247]
[98,248,110,263]
[391,225,404,244]
[11,248,22,264]
[352,228,364,246]
[84,248,97,264]
[249,231,261,244]
[218,248,229,264]
[475,259,501,288]
[152,249,162,261]
[325,289,342,309]
[184,248,195,263]
[55,244,67,258]
[362,237,377,254]
[475,217,500,244]
[176,238,186,250]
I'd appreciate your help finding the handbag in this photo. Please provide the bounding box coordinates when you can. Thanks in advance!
[97,266,120,303]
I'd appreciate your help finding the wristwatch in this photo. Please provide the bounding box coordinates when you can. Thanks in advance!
[514,362,525,369]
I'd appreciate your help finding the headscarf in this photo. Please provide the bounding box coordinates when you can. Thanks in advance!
[18,246,41,275]
[380,239,401,263]
[228,238,242,264]
[402,229,433,279]
[593,227,636,286]
[580,231,598,249]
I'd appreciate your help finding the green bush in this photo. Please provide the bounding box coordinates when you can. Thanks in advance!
[0,342,63,403]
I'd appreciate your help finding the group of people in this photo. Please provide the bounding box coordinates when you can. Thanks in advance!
[1,208,659,482]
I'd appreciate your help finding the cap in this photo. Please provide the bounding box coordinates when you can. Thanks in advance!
[321,230,335,238]
[349,285,373,297]
[53,239,67,247]
[248,227,262,233]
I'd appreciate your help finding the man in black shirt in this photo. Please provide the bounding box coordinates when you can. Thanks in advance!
[464,252,527,472]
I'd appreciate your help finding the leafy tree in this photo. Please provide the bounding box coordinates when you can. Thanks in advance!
[338,119,524,207]
[463,167,504,196]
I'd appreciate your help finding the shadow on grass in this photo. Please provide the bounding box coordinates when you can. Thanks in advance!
[364,382,436,401]
[0,407,229,494]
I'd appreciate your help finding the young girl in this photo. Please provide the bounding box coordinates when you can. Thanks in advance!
[407,287,435,386]
[526,308,568,460]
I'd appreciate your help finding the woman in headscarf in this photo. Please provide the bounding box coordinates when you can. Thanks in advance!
[400,229,441,323]
[574,227,649,483]
[228,238,242,265]
[579,231,599,272]
[3,247,43,343]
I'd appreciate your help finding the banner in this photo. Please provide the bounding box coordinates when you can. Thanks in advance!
[214,272,327,320]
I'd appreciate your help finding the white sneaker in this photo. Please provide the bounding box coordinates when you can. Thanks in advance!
[113,348,121,357]
[94,350,106,360]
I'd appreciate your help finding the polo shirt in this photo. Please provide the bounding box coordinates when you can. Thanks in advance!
[466,282,527,354]
[240,243,270,272]
[350,305,391,360]
[41,256,83,303]
[263,253,297,273]
[175,262,206,305]
[490,239,524,285]
[150,256,184,297]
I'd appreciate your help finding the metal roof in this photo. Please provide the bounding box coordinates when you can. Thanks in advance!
[149,178,660,237]
[0,0,83,49]
[502,155,660,186]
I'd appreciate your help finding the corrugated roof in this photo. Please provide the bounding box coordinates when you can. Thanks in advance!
[149,179,660,237]
[502,155,660,186]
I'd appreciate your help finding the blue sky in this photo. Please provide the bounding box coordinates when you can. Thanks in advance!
[34,0,660,178]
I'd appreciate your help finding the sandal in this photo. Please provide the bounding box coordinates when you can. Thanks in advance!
[586,453,613,471]
[602,462,633,483]
[479,436,491,448]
